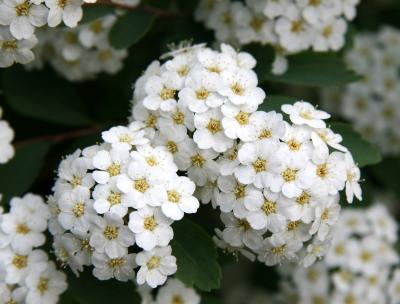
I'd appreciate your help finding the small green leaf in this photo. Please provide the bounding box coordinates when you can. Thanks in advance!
[109,10,156,49]
[330,122,381,167]
[66,270,141,304]
[260,95,296,113]
[1,68,92,126]
[80,6,115,24]
[171,219,222,291]
[0,141,52,203]
[265,52,361,87]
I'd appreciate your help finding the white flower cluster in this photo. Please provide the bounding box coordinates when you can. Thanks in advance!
[0,106,15,164]
[277,204,400,304]
[27,13,128,81]
[322,26,400,155]
[0,194,67,304]
[195,0,359,74]
[130,42,362,268]
[138,278,201,304]
[49,123,200,288]
[0,0,137,69]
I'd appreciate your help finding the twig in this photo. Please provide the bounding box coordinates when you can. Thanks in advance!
[15,124,102,148]
[90,0,178,17]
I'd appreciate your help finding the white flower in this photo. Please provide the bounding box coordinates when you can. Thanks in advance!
[186,143,219,187]
[45,0,83,27]
[89,213,135,258]
[279,190,317,224]
[197,46,235,76]
[0,0,47,39]
[58,186,96,234]
[367,204,398,243]
[193,108,233,153]
[282,101,330,129]
[298,0,338,25]
[0,26,37,67]
[25,262,67,304]
[152,176,199,220]
[212,228,256,261]
[344,153,362,203]
[313,18,347,52]
[78,15,116,48]
[310,195,340,241]
[253,110,286,141]
[258,236,302,266]
[128,206,173,251]
[102,123,149,150]
[221,105,260,141]
[136,246,177,288]
[156,279,201,304]
[92,252,136,282]
[302,239,330,267]
[92,146,129,184]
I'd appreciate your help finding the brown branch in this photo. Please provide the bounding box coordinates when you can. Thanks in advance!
[89,0,178,17]
[15,124,102,149]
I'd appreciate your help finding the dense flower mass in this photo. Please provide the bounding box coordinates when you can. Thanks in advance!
[0,106,15,164]
[195,0,360,74]
[0,194,67,304]
[131,42,362,268]
[26,13,128,81]
[275,203,400,304]
[138,278,201,304]
[322,26,400,155]
[48,123,200,287]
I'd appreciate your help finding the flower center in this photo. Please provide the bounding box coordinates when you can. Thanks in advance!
[309,0,320,6]
[230,83,245,96]
[291,20,304,33]
[234,184,246,199]
[12,254,27,269]
[206,119,222,134]
[321,208,330,220]
[58,0,67,8]
[177,66,189,77]
[160,87,176,100]
[360,251,372,262]
[167,190,181,203]
[2,40,17,50]
[146,256,160,270]
[70,176,82,188]
[335,244,345,255]
[89,20,103,33]
[281,168,297,182]
[166,141,178,154]
[146,114,157,128]
[134,178,149,193]
[259,129,272,139]
[98,49,112,61]
[146,156,158,167]
[37,278,49,295]
[296,191,310,205]
[287,139,301,151]
[108,258,125,268]
[322,25,333,38]
[271,245,286,255]
[237,219,251,231]
[222,11,231,24]
[252,158,266,173]
[228,149,237,160]
[107,163,121,176]
[235,111,249,125]
[195,87,209,100]
[191,154,206,167]
[287,221,300,231]
[262,200,277,215]
[108,192,121,206]
[64,32,78,44]
[172,111,185,125]
[300,111,313,120]
[250,17,263,31]
[103,226,119,240]
[172,295,184,304]
[144,216,157,231]
[316,163,328,178]
[307,269,319,282]
[16,223,30,234]
[15,1,30,16]
[207,66,221,74]
[119,134,132,143]
[72,202,85,217]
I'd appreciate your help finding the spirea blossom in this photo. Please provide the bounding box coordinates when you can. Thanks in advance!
[195,0,359,74]
[0,194,67,304]
[130,42,362,268]
[322,26,400,155]
[276,203,400,304]
[0,106,15,164]
[48,122,200,288]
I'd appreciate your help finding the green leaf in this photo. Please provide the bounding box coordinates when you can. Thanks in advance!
[371,157,400,197]
[171,219,222,291]
[260,95,296,113]
[80,6,115,24]
[242,44,275,81]
[0,141,52,203]
[66,270,140,304]
[1,68,92,126]
[109,10,156,49]
[330,122,381,167]
[265,52,361,87]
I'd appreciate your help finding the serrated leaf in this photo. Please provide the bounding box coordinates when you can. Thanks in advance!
[0,141,52,204]
[171,219,222,291]
[109,10,156,49]
[330,122,381,167]
[260,95,296,113]
[264,52,361,87]
[80,6,115,24]
[66,270,140,304]
[1,68,92,126]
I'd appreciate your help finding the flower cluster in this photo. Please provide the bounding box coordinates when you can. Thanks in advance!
[0,0,137,69]
[138,278,201,304]
[277,204,400,304]
[130,42,362,268]
[26,13,128,81]
[322,26,400,155]
[0,194,67,304]
[195,0,359,74]
[49,123,200,288]
[0,106,15,164]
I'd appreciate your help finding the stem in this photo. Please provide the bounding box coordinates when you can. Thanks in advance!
[90,0,178,16]
[15,124,102,148]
